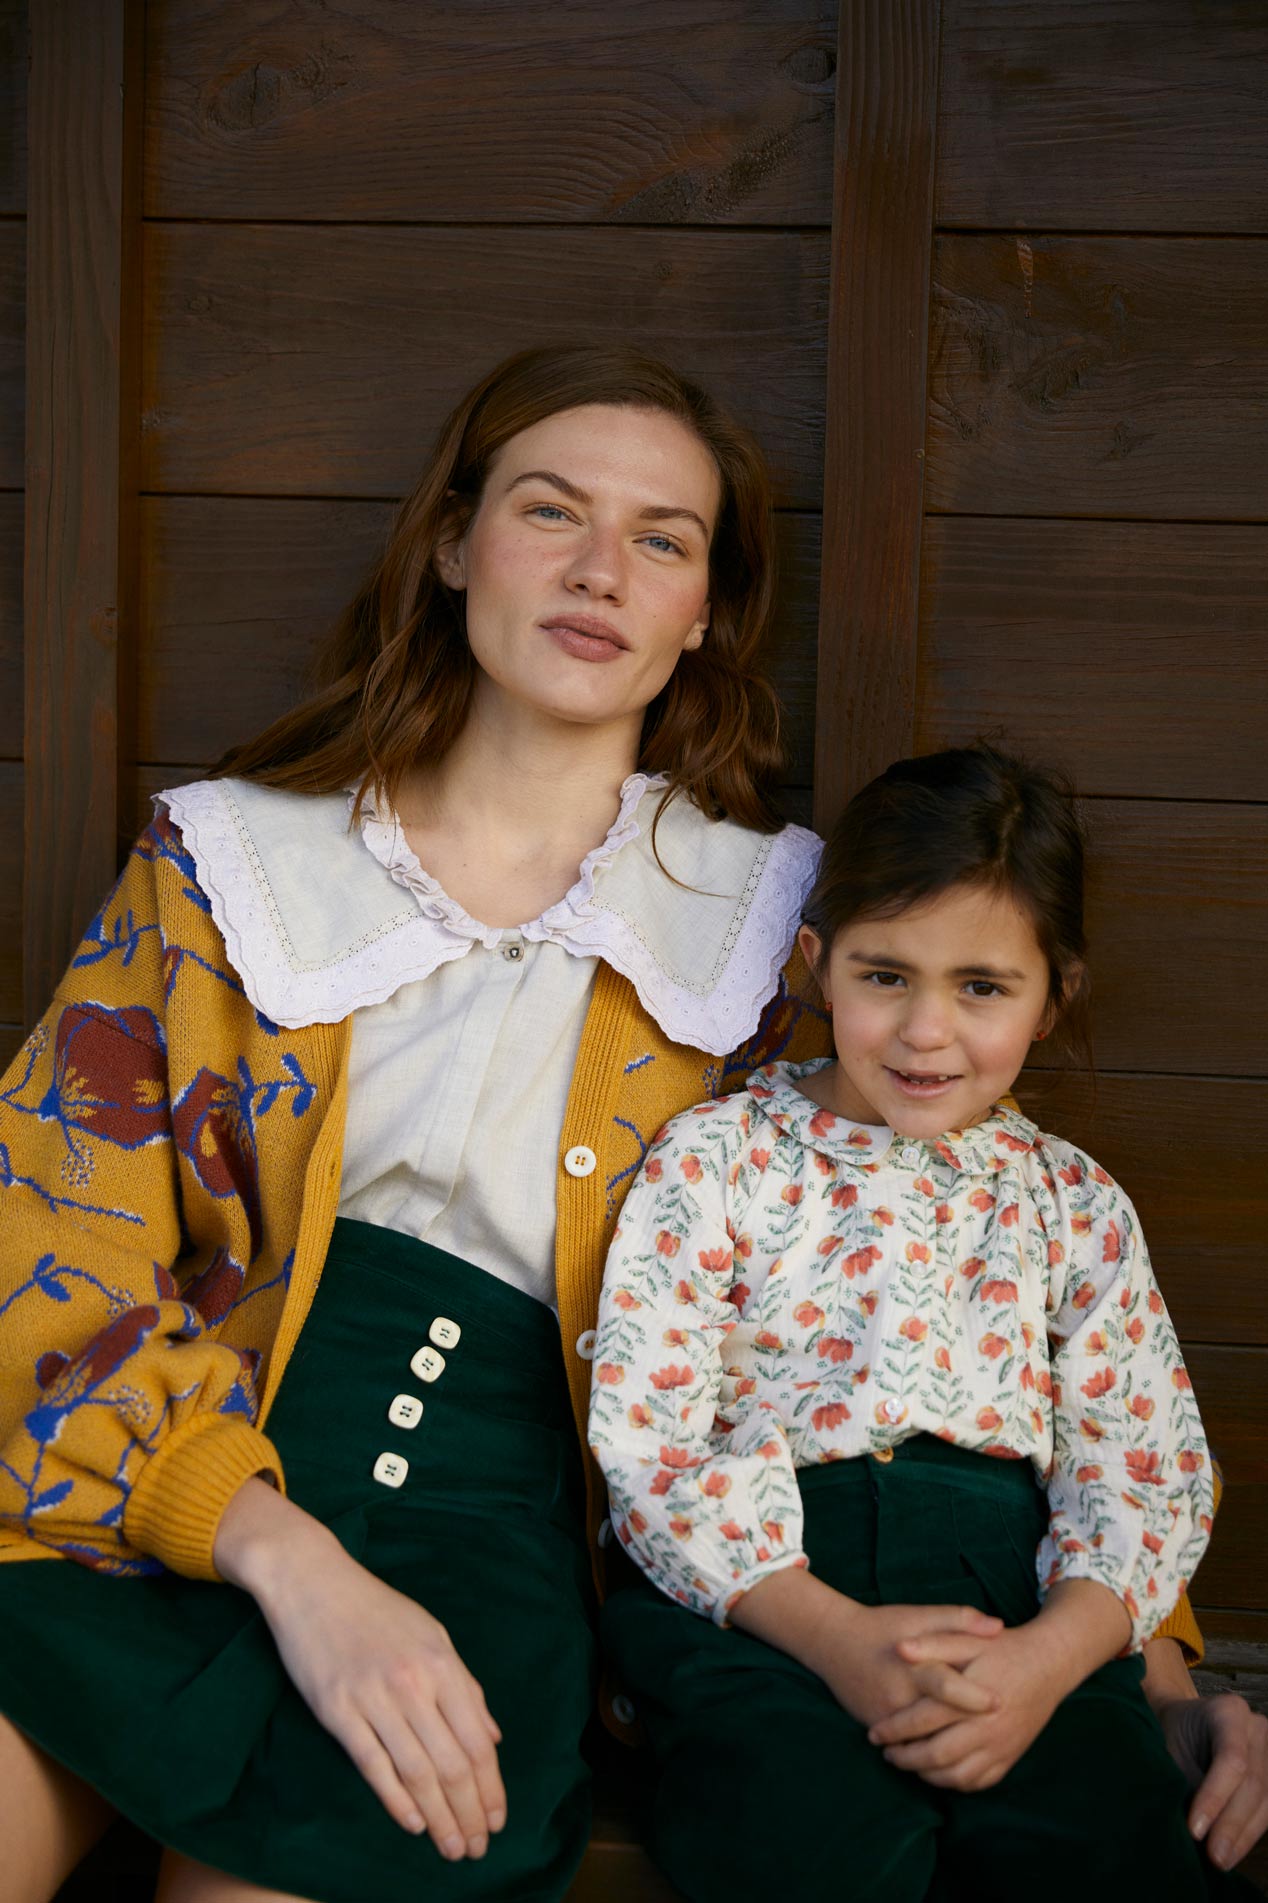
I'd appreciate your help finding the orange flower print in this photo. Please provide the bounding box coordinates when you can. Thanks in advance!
[650,1364,695,1391]
[762,1519,785,1543]
[734,1376,756,1397]
[697,1248,733,1275]
[756,1440,782,1460]
[793,1301,825,1329]
[719,1521,747,1541]
[1060,1538,1087,1554]
[959,1255,986,1280]
[1071,1282,1097,1310]
[674,1280,698,1305]
[644,1157,663,1182]
[969,1189,996,1213]
[1020,1363,1035,1390]
[935,1204,953,1225]
[1085,1330,1107,1355]
[905,1242,930,1265]
[873,1207,895,1227]
[1172,1368,1192,1391]
[935,1347,952,1371]
[853,1364,871,1386]
[1149,1289,1164,1315]
[831,1184,858,1211]
[649,1471,674,1496]
[1102,1221,1122,1265]
[1059,1162,1083,1187]
[628,1508,647,1533]
[1081,1368,1116,1399]
[1079,1418,1106,1441]
[1178,1450,1204,1473]
[1094,1165,1112,1186]
[1075,1464,1102,1482]
[596,1362,625,1385]
[725,1282,751,1310]
[915,1177,936,1197]
[843,1245,883,1279]
[981,1279,1018,1304]
[659,1445,698,1469]
[754,1331,783,1351]
[749,1149,771,1170]
[1142,1530,1164,1556]
[663,1328,689,1348]
[999,1204,1019,1228]
[680,1154,703,1182]
[781,1183,803,1206]
[668,1517,693,1540]
[1125,1449,1165,1485]
[656,1230,681,1258]
[978,1332,1010,1359]
[817,1234,843,1256]
[612,1289,641,1311]
[755,1546,772,1563]
[701,1471,731,1497]
[1047,1240,1065,1267]
[808,1107,838,1139]
[976,1406,1003,1433]
[819,1335,853,1364]
[627,1403,653,1429]
[1070,1212,1092,1236]
[1021,1321,1036,1348]
[813,1151,835,1176]
[813,1402,851,1432]
[859,1291,879,1316]
[1130,1394,1155,1421]
[899,1316,927,1342]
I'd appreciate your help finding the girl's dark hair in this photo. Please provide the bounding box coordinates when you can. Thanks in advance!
[802,744,1091,1062]
[210,344,786,832]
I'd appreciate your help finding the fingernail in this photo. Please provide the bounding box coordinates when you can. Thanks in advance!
[468,1837,488,1859]
[1210,1842,1229,1869]
[1191,1814,1209,1841]
[489,1809,507,1832]
[406,1811,425,1835]
[442,1836,466,1860]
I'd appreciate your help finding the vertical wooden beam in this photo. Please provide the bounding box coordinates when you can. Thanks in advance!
[23,0,144,1023]
[814,0,942,832]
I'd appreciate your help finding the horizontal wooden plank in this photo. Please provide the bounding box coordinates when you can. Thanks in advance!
[1186,1348,1268,1489]
[1189,1483,1268,1618]
[0,220,23,487]
[1021,801,1267,1078]
[937,0,1268,233]
[916,519,1268,802]
[141,224,829,506]
[0,489,20,755]
[1014,1073,1267,1347]
[146,0,836,226]
[0,760,19,1018]
[0,1023,21,1071]
[0,0,24,216]
[927,237,1268,519]
[136,499,820,778]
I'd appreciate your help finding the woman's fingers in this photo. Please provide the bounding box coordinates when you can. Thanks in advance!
[337,1712,429,1837]
[441,1675,508,1834]
[911,1604,1003,1636]
[882,1716,983,1776]
[869,1695,971,1747]
[912,1662,998,1714]
[896,1631,1001,1669]
[405,1702,496,1858]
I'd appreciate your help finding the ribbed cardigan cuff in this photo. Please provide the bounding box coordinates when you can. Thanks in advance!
[1151,1592,1204,1665]
[122,1412,286,1580]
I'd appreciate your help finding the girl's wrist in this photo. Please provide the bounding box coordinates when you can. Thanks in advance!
[214,1474,343,1605]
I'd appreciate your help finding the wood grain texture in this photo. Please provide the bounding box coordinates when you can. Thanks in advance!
[0,219,23,487]
[937,0,1268,233]
[0,0,24,216]
[146,0,836,226]
[0,490,20,756]
[1014,1072,1267,1348]
[916,518,1268,801]
[23,1,143,1024]
[927,236,1268,519]
[142,224,829,507]
[135,499,821,778]
[814,0,940,830]
[0,759,20,1018]
[1185,1344,1268,1617]
[1042,799,1268,1078]
[0,1023,22,1072]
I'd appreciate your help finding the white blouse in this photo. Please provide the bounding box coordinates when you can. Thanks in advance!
[159,774,822,1308]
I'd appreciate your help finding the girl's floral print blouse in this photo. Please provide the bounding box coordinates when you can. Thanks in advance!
[589,1060,1212,1648]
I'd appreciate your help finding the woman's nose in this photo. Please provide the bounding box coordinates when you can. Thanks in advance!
[564,530,626,602]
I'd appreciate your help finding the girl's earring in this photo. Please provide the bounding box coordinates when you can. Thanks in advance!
[1033,1030,1047,1041]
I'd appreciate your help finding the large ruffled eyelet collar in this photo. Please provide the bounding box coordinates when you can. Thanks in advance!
[157,774,823,1054]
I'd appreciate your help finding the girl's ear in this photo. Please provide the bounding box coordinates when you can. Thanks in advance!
[797,924,829,1003]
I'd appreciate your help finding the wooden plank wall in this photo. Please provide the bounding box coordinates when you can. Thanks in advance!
[822,0,1267,1642]
[0,0,23,1073]
[134,0,837,843]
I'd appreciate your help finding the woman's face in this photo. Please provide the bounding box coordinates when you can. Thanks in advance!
[437,403,720,736]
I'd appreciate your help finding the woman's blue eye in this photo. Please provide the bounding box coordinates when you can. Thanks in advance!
[642,534,683,555]
[530,504,570,521]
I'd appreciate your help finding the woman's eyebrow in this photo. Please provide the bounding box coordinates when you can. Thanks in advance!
[505,469,709,539]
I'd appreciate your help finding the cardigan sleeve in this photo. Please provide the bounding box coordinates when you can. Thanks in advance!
[0,824,283,1580]
[1036,1144,1213,1650]
[589,1100,809,1624]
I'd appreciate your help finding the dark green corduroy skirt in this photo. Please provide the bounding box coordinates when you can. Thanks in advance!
[0,1219,597,1902]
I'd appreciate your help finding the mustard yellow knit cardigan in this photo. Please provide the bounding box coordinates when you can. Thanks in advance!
[0,810,1202,1659]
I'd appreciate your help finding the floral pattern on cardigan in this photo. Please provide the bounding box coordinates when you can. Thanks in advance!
[589,1060,1213,1648]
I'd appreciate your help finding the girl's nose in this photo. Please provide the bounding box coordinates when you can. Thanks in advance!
[564,530,626,603]
[899,998,954,1052]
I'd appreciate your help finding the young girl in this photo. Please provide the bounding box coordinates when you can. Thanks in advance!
[590,745,1253,1901]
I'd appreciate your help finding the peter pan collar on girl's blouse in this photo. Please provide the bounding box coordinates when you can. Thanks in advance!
[155,773,823,1055]
[749,1059,1040,1176]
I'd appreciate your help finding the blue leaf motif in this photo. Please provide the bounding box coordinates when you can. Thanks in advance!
[32,1479,74,1513]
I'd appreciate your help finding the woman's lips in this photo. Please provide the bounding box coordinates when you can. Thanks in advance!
[541,617,628,663]
[884,1066,962,1100]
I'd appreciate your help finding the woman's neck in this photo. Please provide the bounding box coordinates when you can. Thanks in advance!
[392,698,647,929]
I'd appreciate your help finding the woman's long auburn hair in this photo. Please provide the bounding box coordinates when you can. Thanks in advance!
[211,345,787,831]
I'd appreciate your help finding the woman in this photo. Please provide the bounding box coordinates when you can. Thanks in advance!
[0,347,1259,1903]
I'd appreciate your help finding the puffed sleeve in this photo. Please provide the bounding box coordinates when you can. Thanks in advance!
[589,1098,809,1624]
[1037,1145,1212,1648]
[0,825,284,1579]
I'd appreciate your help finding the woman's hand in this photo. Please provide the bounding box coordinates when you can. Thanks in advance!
[214,1476,505,1858]
[729,1567,1003,1729]
[1143,1636,1268,1872]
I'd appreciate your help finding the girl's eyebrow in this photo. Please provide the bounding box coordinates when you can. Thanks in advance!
[504,469,709,539]
[845,951,1028,983]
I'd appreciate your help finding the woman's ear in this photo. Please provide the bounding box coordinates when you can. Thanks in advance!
[797,924,829,1004]
[683,598,711,652]
[434,535,466,590]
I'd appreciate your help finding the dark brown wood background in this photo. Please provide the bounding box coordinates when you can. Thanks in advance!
[6,0,1266,1688]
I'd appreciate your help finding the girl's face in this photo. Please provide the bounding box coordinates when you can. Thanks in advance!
[436,403,719,739]
[798,881,1056,1139]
